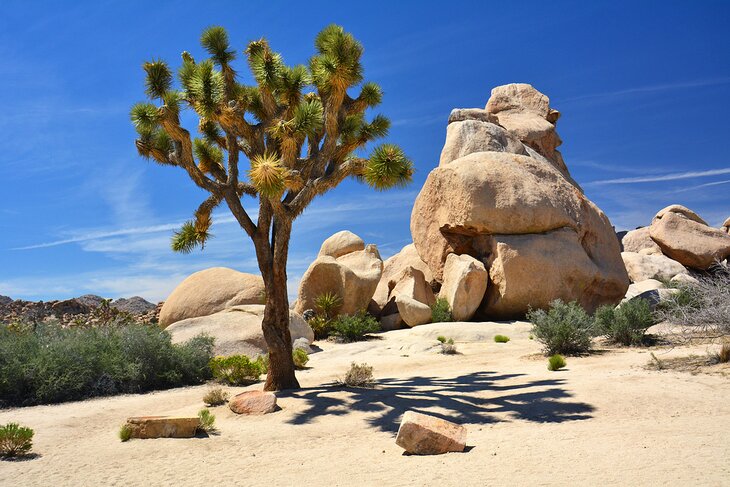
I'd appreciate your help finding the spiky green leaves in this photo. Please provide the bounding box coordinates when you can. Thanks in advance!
[246,39,284,89]
[358,82,382,108]
[292,98,324,138]
[130,103,159,133]
[363,144,413,190]
[200,26,235,65]
[339,113,390,146]
[248,153,288,198]
[193,138,223,173]
[311,25,363,91]
[185,60,224,117]
[143,60,173,100]
[171,221,211,253]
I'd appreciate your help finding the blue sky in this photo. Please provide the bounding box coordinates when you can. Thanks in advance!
[1,0,729,302]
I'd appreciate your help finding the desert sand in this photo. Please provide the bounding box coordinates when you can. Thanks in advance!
[1,321,728,487]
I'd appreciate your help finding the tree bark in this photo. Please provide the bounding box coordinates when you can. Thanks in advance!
[258,218,299,391]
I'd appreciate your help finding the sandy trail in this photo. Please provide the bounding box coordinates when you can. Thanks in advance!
[1,321,728,487]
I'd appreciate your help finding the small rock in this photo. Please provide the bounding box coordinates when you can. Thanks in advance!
[229,390,277,415]
[396,411,466,455]
[395,295,432,327]
[293,338,312,353]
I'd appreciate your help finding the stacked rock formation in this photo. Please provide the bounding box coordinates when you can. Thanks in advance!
[410,83,629,319]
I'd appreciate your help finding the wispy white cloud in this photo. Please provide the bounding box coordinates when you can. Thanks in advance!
[673,179,730,193]
[584,168,730,186]
[559,77,730,104]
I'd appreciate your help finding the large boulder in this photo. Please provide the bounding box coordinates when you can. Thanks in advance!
[318,230,365,258]
[440,118,526,166]
[372,244,433,314]
[159,268,265,328]
[229,391,278,415]
[621,227,662,255]
[411,84,628,319]
[395,295,432,327]
[649,210,730,269]
[621,252,687,283]
[439,254,488,321]
[652,205,707,225]
[295,233,383,316]
[380,266,436,318]
[167,305,313,357]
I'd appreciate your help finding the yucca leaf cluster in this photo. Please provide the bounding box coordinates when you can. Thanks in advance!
[130,24,413,254]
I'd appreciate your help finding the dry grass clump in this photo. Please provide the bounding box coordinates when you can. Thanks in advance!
[292,348,310,369]
[436,336,458,354]
[203,386,229,406]
[646,352,730,376]
[339,362,375,388]
[718,342,730,363]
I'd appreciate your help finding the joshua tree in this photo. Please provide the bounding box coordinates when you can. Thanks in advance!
[130,25,412,390]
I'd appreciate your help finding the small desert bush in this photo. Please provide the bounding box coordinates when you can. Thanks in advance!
[595,298,656,346]
[437,337,457,354]
[308,316,332,340]
[292,348,309,369]
[330,311,380,342]
[717,342,730,364]
[527,300,594,356]
[431,298,453,323]
[340,362,375,388]
[197,408,216,433]
[0,322,214,407]
[209,355,266,385]
[118,423,132,442]
[308,292,343,339]
[0,423,34,458]
[203,386,229,406]
[494,334,510,343]
[547,354,567,371]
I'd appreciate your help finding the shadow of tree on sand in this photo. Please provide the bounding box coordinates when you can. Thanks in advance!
[278,371,594,432]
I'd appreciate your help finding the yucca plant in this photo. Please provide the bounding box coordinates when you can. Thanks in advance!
[131,25,412,391]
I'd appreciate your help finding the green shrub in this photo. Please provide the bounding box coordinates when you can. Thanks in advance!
[118,423,132,442]
[330,311,380,342]
[431,298,453,323]
[0,423,34,457]
[436,335,447,343]
[292,348,309,369]
[439,337,457,354]
[527,300,594,356]
[197,408,216,433]
[209,355,266,385]
[203,386,229,406]
[0,322,214,407]
[314,292,342,320]
[340,362,375,388]
[547,354,567,371]
[308,316,332,340]
[494,334,510,343]
[595,298,656,346]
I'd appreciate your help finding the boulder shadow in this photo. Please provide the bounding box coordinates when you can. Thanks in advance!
[279,370,594,432]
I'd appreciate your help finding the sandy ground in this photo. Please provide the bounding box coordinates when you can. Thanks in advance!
[1,321,729,487]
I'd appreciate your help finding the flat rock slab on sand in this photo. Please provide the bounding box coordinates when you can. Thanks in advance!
[396,410,467,455]
[125,416,199,439]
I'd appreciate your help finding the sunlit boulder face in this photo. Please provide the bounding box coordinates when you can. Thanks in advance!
[411,83,629,319]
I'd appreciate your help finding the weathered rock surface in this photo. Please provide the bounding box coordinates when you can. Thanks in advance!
[624,287,679,311]
[295,236,383,316]
[395,295,432,327]
[395,411,467,455]
[380,266,436,318]
[125,416,199,439]
[159,268,265,328]
[621,227,662,254]
[229,390,277,415]
[649,211,730,269]
[624,279,665,300]
[447,108,498,124]
[621,252,687,283]
[167,305,313,357]
[111,296,156,315]
[318,230,365,258]
[440,119,525,166]
[439,254,488,321]
[722,216,730,233]
[670,273,699,285]
[372,244,434,315]
[652,205,707,226]
[379,312,404,331]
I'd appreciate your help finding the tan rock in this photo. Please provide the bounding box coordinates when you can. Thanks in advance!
[622,227,662,254]
[411,151,629,318]
[670,273,699,285]
[379,312,404,331]
[722,216,730,233]
[447,108,498,124]
[395,295,432,327]
[649,211,730,269]
[295,237,383,316]
[159,268,265,328]
[440,120,525,166]
[382,266,436,316]
[125,416,199,439]
[395,411,467,455]
[624,279,665,300]
[652,204,707,225]
[621,252,687,283]
[229,390,277,415]
[439,254,488,321]
[167,305,313,357]
[372,244,433,314]
[318,230,365,258]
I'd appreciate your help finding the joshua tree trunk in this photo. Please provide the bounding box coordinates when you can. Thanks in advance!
[256,217,299,391]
